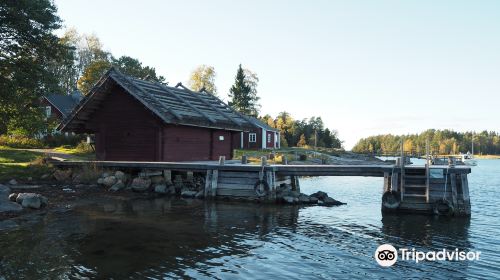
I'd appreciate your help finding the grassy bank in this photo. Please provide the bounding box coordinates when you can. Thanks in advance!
[0,146,53,182]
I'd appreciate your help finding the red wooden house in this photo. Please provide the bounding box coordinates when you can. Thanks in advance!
[59,68,253,161]
[238,117,280,150]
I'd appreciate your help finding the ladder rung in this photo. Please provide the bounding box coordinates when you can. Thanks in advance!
[405,184,427,188]
[405,175,426,179]
[404,194,427,198]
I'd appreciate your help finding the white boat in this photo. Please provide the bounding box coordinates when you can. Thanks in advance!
[461,138,478,166]
[461,153,477,166]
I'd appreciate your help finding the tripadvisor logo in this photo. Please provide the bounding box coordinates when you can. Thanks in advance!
[374,244,481,267]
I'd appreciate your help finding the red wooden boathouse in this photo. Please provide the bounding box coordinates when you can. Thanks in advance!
[59,68,253,161]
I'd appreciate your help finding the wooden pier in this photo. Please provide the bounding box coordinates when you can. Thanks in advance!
[52,160,472,216]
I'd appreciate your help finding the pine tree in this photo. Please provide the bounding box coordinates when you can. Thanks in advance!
[228,64,258,116]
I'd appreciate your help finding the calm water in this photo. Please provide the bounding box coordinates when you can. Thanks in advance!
[1,160,499,279]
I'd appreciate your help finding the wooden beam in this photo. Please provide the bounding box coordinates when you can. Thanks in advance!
[211,170,218,197]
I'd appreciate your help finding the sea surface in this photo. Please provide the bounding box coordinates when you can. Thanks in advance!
[0,159,499,279]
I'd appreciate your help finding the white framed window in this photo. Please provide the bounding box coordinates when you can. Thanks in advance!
[45,106,51,118]
[267,133,271,143]
[219,135,224,141]
[249,133,257,143]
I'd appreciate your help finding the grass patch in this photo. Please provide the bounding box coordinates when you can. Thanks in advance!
[53,142,95,160]
[0,147,53,182]
[0,147,42,164]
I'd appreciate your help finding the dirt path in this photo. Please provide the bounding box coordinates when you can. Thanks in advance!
[13,148,76,160]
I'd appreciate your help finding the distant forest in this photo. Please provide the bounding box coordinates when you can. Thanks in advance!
[352,130,500,155]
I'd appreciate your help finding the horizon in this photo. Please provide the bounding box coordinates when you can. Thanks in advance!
[54,0,500,149]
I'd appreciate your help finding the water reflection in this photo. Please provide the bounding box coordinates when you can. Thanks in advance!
[0,197,300,279]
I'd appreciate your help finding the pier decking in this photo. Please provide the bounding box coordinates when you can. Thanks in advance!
[52,160,472,216]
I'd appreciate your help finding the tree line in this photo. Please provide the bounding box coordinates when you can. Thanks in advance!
[352,129,500,155]
[261,113,342,149]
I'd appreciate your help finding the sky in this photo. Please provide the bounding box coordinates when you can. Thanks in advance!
[54,0,500,149]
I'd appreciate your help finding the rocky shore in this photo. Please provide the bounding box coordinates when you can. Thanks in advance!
[0,168,346,221]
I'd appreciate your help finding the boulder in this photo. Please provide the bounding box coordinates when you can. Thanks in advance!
[154,184,168,194]
[151,175,165,184]
[310,191,328,201]
[109,180,125,192]
[0,184,10,195]
[53,170,72,182]
[167,185,176,195]
[40,174,50,180]
[16,193,47,209]
[8,193,18,202]
[322,197,345,206]
[181,190,197,198]
[8,179,17,185]
[308,196,319,204]
[195,190,204,199]
[102,176,117,187]
[282,196,296,204]
[115,171,127,182]
[298,194,311,204]
[102,172,110,178]
[97,178,104,185]
[131,177,151,192]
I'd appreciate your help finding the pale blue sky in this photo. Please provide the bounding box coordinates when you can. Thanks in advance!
[54,0,500,148]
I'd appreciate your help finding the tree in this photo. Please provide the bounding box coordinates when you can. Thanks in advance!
[77,55,167,95]
[77,60,112,94]
[297,134,307,147]
[188,65,217,95]
[0,0,67,135]
[228,64,260,116]
[243,68,261,116]
[112,56,165,83]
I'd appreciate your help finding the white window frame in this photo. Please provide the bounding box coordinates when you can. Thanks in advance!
[249,133,257,143]
[267,133,271,143]
[45,106,51,118]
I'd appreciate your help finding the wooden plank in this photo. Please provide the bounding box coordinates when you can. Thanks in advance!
[211,170,218,198]
[219,177,260,185]
[218,171,260,178]
[383,172,390,193]
[391,172,399,192]
[217,183,255,190]
[216,188,256,197]
[461,174,470,214]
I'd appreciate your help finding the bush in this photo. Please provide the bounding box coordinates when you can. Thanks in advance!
[0,135,44,148]
[75,141,93,154]
[42,134,86,148]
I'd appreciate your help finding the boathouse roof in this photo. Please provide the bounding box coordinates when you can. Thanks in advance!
[59,68,254,132]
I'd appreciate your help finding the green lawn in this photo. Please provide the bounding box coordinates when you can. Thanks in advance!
[0,147,52,182]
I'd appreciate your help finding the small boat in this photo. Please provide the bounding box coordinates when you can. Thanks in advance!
[461,152,477,166]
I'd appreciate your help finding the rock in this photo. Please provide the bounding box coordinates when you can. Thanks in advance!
[62,188,75,193]
[14,193,47,209]
[150,175,164,184]
[131,177,151,192]
[154,184,168,194]
[322,197,345,206]
[97,178,104,185]
[309,196,319,204]
[195,190,204,199]
[109,180,125,192]
[8,193,17,202]
[102,176,117,187]
[289,191,301,198]
[72,174,82,184]
[167,185,176,195]
[0,184,10,195]
[27,177,32,181]
[310,191,328,200]
[180,190,197,198]
[298,194,311,204]
[115,171,127,182]
[282,196,295,204]
[53,170,72,182]
[8,179,17,185]
[102,172,110,178]
[40,174,50,180]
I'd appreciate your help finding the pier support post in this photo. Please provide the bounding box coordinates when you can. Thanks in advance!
[163,170,172,185]
[241,155,248,164]
[219,156,225,165]
[204,170,212,197]
[211,170,218,197]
